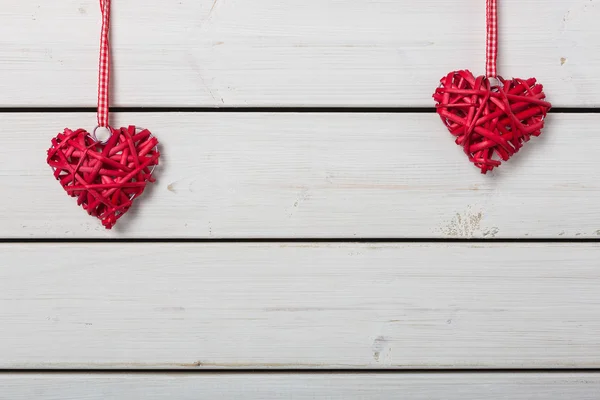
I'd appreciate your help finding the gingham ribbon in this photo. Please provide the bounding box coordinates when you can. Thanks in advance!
[486,0,498,78]
[97,0,111,127]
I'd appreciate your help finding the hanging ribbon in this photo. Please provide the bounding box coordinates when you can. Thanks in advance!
[97,0,111,128]
[486,0,498,78]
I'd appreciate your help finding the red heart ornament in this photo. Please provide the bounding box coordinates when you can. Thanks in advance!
[47,125,160,229]
[433,70,551,174]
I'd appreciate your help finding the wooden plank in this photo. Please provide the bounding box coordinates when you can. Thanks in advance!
[1,242,600,369]
[2,373,600,399]
[2,113,599,238]
[0,0,595,107]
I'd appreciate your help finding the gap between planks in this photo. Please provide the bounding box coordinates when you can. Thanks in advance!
[0,107,595,113]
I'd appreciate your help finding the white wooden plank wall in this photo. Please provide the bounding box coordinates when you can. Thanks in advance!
[2,373,600,400]
[1,113,599,238]
[1,0,599,398]
[0,0,597,107]
[2,243,600,369]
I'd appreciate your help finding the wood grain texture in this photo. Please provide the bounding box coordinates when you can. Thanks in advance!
[0,0,594,107]
[2,373,600,399]
[1,243,600,369]
[2,113,599,238]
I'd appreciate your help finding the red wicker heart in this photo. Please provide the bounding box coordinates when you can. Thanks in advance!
[433,70,551,174]
[47,125,160,229]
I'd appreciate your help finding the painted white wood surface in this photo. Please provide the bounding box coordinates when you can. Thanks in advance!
[2,113,598,238]
[2,373,600,399]
[1,243,599,369]
[0,0,594,107]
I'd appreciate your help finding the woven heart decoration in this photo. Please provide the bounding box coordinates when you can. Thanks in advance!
[433,0,552,174]
[47,126,160,229]
[433,70,551,173]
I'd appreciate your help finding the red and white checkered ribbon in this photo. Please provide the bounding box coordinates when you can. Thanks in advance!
[97,0,111,127]
[486,0,498,78]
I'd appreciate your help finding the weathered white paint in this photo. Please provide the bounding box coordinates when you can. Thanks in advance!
[1,0,597,393]
[0,0,594,106]
[2,373,600,399]
[1,243,599,369]
[1,113,598,238]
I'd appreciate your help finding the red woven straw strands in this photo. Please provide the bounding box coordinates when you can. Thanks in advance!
[97,0,111,127]
[433,70,551,174]
[486,0,498,78]
[47,0,161,228]
[47,126,160,229]
[433,0,551,173]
